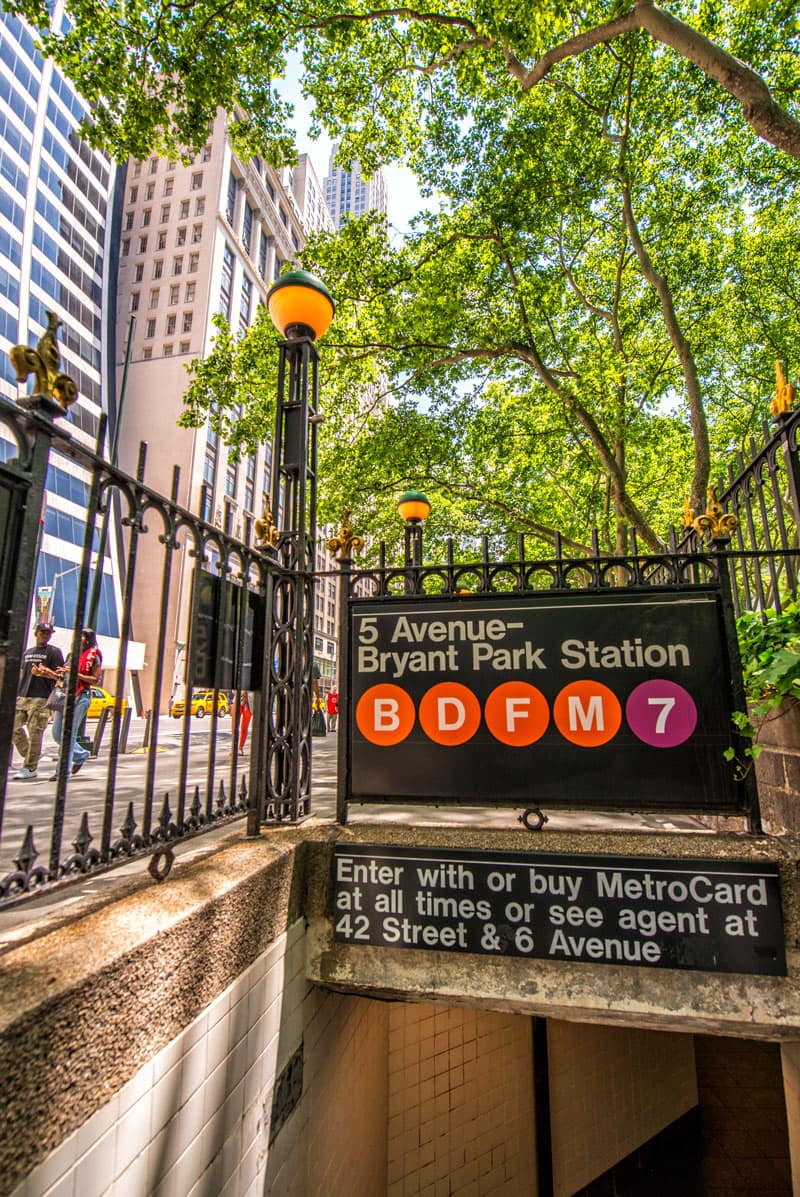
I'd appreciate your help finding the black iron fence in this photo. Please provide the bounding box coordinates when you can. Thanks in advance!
[0,393,306,906]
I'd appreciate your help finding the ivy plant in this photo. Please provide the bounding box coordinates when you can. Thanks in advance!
[726,599,800,771]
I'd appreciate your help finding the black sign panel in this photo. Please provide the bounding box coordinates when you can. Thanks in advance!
[347,591,742,811]
[189,569,265,692]
[333,845,786,976]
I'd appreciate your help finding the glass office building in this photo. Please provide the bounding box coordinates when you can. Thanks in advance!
[0,5,126,645]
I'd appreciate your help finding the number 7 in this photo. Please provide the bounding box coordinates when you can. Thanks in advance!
[647,696,676,734]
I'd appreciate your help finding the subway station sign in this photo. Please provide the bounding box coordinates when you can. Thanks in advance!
[347,591,744,812]
[333,845,786,976]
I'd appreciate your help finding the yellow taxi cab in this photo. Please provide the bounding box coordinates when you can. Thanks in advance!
[86,686,130,719]
[169,690,230,719]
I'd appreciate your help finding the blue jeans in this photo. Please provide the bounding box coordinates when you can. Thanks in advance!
[52,689,91,771]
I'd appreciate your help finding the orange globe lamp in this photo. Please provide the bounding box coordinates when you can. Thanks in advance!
[397,490,431,524]
[267,269,335,341]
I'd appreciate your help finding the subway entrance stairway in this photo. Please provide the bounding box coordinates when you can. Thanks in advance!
[2,731,800,1196]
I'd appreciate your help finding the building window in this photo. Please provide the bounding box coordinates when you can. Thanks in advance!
[133,162,142,178]
[169,284,180,304]
[142,346,152,360]
[173,256,183,275]
[279,207,288,227]
[180,340,190,354]
[176,226,186,247]
[149,157,158,174]
[201,144,212,162]
[153,260,163,279]
[191,171,203,190]
[141,209,151,227]
[160,204,170,223]
[182,311,193,333]
[242,202,253,253]
[168,159,178,171]
[274,257,283,281]
[138,235,148,253]
[185,282,196,302]
[259,230,268,278]
[157,231,167,250]
[145,317,156,337]
[192,223,202,243]
[130,292,140,312]
[166,314,176,335]
[195,197,205,216]
[122,239,130,256]
[145,182,155,200]
[163,177,173,196]
[219,243,234,319]
[225,462,237,497]
[129,186,139,204]
[226,172,236,224]
[163,343,173,356]
[239,275,252,333]
[125,212,134,231]
[149,289,159,308]
[179,199,189,219]
[189,252,199,272]
[224,499,234,535]
[134,263,144,282]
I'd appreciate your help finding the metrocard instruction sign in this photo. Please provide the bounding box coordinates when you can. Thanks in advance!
[333,845,786,976]
[347,590,744,812]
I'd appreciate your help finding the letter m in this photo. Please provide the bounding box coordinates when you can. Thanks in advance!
[568,695,604,732]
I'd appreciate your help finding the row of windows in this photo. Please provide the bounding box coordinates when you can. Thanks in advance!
[43,120,106,218]
[31,257,101,338]
[0,263,19,307]
[68,401,100,438]
[45,462,90,507]
[0,107,30,162]
[35,550,118,638]
[34,225,101,304]
[35,192,102,274]
[0,305,18,345]
[141,342,191,360]
[0,67,34,131]
[0,186,23,231]
[131,151,210,179]
[45,99,108,188]
[0,38,39,108]
[30,295,100,371]
[0,149,26,199]
[44,504,107,551]
[139,280,196,304]
[141,311,193,336]
[1,13,42,70]
[41,167,104,245]
[124,194,205,230]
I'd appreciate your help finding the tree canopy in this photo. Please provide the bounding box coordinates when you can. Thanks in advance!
[14,0,800,554]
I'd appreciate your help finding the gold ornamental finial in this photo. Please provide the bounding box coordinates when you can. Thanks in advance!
[9,311,78,412]
[771,361,796,418]
[254,494,280,547]
[681,495,695,528]
[326,509,364,559]
[691,486,738,540]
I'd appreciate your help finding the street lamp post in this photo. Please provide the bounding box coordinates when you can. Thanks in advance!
[256,269,334,825]
[397,490,431,582]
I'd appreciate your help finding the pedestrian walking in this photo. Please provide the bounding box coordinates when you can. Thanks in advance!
[238,691,252,753]
[326,687,339,732]
[51,628,102,779]
[12,622,65,780]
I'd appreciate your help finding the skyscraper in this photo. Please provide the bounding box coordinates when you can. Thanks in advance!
[0,5,139,679]
[113,116,335,706]
[323,143,388,229]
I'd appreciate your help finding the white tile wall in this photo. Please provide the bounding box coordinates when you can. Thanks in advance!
[11,919,308,1197]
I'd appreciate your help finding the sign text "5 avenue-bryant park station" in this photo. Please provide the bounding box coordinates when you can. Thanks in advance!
[347,591,745,813]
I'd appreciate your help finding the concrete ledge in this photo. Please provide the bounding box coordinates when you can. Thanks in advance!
[0,835,304,1192]
[304,825,800,1041]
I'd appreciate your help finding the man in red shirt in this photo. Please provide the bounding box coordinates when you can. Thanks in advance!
[326,687,339,733]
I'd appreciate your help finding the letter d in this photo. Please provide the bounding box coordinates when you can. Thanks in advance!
[438,697,465,731]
